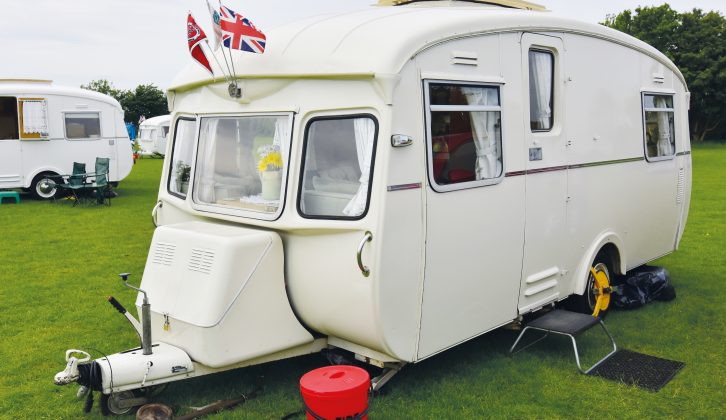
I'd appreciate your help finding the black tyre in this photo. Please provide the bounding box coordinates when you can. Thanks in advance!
[29,172,60,200]
[568,256,612,318]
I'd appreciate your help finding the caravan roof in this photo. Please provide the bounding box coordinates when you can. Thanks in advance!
[0,79,123,109]
[169,1,684,92]
[140,115,171,127]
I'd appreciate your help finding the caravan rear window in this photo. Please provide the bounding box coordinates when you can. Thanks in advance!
[426,82,503,191]
[642,93,675,160]
[299,116,377,219]
[65,113,100,139]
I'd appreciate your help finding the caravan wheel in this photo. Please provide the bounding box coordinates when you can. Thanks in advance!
[100,391,136,415]
[568,259,612,318]
[30,172,59,200]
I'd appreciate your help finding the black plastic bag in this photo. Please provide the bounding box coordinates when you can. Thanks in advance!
[612,265,676,310]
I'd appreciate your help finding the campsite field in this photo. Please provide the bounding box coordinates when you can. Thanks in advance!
[0,145,724,419]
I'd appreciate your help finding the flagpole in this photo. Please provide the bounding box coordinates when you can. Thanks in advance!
[204,39,226,83]
[217,0,238,86]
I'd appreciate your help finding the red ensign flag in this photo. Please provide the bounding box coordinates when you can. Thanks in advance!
[187,13,213,75]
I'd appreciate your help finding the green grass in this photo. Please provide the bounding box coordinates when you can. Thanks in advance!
[0,147,724,419]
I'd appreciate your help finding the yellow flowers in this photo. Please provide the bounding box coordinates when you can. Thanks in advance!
[258,144,283,172]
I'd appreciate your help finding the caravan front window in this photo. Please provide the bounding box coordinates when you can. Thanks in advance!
[168,118,196,198]
[299,116,377,219]
[426,82,503,190]
[642,94,675,160]
[192,115,292,216]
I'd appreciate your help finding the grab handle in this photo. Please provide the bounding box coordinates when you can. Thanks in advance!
[151,200,163,227]
[357,231,373,277]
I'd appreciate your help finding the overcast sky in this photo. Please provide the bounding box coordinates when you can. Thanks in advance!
[1,0,723,91]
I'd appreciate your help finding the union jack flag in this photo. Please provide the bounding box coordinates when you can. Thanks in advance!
[219,5,266,54]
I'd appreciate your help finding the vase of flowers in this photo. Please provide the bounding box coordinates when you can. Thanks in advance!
[258,144,283,200]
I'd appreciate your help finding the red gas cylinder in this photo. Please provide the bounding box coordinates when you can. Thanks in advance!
[300,365,370,420]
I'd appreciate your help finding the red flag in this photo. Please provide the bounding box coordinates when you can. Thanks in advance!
[187,13,213,75]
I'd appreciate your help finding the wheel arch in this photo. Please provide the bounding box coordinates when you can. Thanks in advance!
[573,232,627,296]
[26,166,64,188]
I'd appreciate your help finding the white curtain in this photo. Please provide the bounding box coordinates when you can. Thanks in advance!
[655,97,674,156]
[273,116,290,163]
[462,87,501,179]
[196,119,219,202]
[529,51,553,129]
[22,100,48,135]
[343,118,375,217]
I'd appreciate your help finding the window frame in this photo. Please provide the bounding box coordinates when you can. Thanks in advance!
[297,113,379,221]
[641,91,676,163]
[166,116,198,200]
[528,48,555,133]
[63,111,101,140]
[424,79,505,193]
[189,112,295,222]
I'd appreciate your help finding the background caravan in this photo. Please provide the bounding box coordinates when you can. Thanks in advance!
[54,0,691,413]
[0,79,133,199]
[137,115,171,156]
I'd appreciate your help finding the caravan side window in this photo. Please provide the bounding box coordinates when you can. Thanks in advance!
[0,97,19,140]
[299,116,377,219]
[642,94,675,160]
[426,82,503,190]
[19,99,49,139]
[168,118,196,198]
[65,113,100,139]
[528,50,554,131]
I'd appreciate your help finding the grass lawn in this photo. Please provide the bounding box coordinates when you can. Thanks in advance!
[0,146,724,419]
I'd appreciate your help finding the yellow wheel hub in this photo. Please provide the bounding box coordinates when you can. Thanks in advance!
[590,266,611,317]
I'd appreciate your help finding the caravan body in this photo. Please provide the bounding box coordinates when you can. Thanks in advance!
[57,0,691,404]
[0,80,134,198]
[138,115,171,156]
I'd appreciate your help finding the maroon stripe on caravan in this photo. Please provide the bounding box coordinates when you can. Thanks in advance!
[526,165,569,175]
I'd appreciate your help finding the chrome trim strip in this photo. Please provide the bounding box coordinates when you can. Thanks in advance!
[387,182,422,192]
[676,151,691,156]
[505,156,645,177]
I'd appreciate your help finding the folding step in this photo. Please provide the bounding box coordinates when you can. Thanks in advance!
[509,309,617,374]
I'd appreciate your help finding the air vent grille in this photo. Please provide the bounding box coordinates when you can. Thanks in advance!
[188,248,215,275]
[451,50,478,66]
[676,168,685,204]
[152,243,175,266]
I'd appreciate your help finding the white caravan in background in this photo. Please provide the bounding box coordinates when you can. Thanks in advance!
[138,115,171,156]
[55,0,691,414]
[0,80,134,199]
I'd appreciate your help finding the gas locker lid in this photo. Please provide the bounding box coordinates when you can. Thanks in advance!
[137,221,279,327]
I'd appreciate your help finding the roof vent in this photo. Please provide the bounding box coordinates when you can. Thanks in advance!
[377,0,546,11]
[451,50,478,66]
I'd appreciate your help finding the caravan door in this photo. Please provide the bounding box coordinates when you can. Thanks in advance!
[517,33,571,313]
[418,80,525,359]
[0,97,22,188]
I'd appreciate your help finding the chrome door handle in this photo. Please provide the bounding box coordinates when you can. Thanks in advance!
[357,231,373,277]
[151,200,163,227]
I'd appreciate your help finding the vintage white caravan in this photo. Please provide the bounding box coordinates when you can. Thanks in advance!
[137,115,171,156]
[55,0,691,413]
[0,80,134,198]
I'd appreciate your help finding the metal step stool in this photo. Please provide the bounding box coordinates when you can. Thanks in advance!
[0,191,20,205]
[509,309,617,374]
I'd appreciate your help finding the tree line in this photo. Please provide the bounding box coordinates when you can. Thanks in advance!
[604,4,726,142]
[81,80,167,126]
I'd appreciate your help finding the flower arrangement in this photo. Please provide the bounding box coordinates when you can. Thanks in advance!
[257,144,283,173]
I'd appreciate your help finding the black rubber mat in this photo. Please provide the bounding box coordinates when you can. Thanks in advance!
[588,349,685,391]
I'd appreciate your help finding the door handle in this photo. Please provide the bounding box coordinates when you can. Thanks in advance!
[151,200,163,227]
[357,231,373,277]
